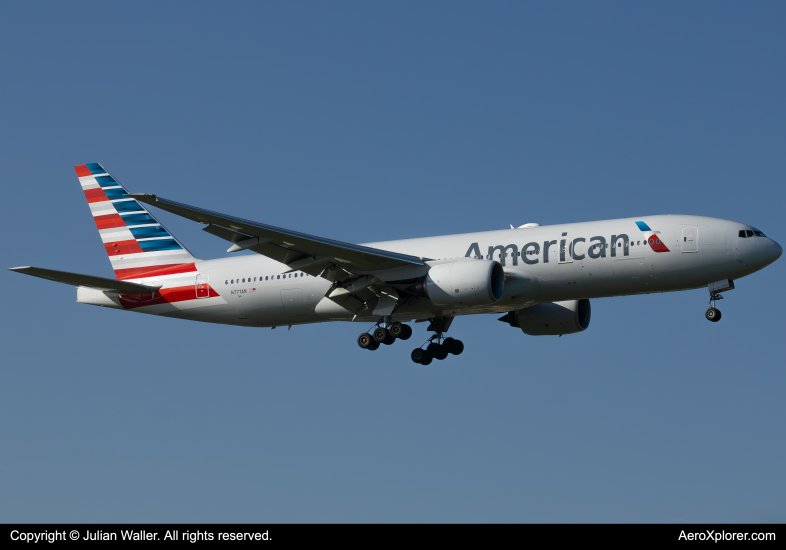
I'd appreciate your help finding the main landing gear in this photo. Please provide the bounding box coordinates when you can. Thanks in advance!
[410,316,463,365]
[357,321,412,350]
[411,336,464,365]
[356,316,464,365]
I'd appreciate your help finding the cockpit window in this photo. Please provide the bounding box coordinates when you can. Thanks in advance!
[746,230,754,238]
[739,230,747,238]
[753,230,767,237]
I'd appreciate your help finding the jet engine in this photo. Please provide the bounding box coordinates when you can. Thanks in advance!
[413,259,504,307]
[500,299,591,336]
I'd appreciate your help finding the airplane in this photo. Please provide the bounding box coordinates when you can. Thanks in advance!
[9,163,782,365]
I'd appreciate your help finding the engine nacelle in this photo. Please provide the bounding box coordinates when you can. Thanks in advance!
[414,259,504,307]
[502,299,591,336]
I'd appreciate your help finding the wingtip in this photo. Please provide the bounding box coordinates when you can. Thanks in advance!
[8,266,30,272]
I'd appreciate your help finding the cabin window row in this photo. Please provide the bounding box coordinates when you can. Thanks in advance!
[225,273,310,285]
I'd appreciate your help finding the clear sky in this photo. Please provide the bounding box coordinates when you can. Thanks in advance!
[1,1,784,522]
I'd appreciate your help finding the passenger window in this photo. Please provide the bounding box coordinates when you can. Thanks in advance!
[231,279,234,284]
[276,275,280,279]
[225,280,228,285]
[265,276,268,280]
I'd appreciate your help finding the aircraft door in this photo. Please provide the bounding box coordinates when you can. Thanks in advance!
[234,294,247,319]
[281,288,310,316]
[196,274,209,298]
[681,227,698,253]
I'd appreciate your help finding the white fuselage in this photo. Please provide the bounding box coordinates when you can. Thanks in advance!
[77,215,781,328]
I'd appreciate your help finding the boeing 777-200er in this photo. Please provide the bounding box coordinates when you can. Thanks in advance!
[9,164,783,364]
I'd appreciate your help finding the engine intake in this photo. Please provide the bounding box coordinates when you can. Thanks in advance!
[414,260,504,307]
[500,299,591,336]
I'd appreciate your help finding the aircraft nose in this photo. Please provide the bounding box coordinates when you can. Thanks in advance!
[770,239,783,262]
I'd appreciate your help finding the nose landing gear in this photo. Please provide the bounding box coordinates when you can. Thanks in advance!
[706,290,724,323]
[705,279,734,323]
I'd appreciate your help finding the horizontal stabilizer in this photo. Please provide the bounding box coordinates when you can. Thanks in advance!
[8,266,162,294]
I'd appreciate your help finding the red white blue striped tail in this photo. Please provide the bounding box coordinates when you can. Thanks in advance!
[75,163,198,280]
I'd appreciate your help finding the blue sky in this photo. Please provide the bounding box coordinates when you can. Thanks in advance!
[1,2,784,522]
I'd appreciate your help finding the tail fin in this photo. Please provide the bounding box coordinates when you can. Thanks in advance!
[75,163,198,280]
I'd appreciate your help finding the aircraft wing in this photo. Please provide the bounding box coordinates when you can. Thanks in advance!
[8,266,162,294]
[130,194,425,275]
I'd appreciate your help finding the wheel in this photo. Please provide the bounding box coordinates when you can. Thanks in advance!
[389,322,404,338]
[705,308,721,322]
[412,348,432,364]
[367,339,380,350]
[399,324,413,340]
[373,326,390,344]
[383,332,396,345]
[357,333,373,349]
[444,337,464,355]
[427,342,448,360]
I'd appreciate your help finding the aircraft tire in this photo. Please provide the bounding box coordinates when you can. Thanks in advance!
[411,348,428,364]
[389,322,404,338]
[443,337,464,355]
[428,342,448,360]
[705,308,721,322]
[373,327,390,344]
[358,333,373,349]
[399,324,413,340]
